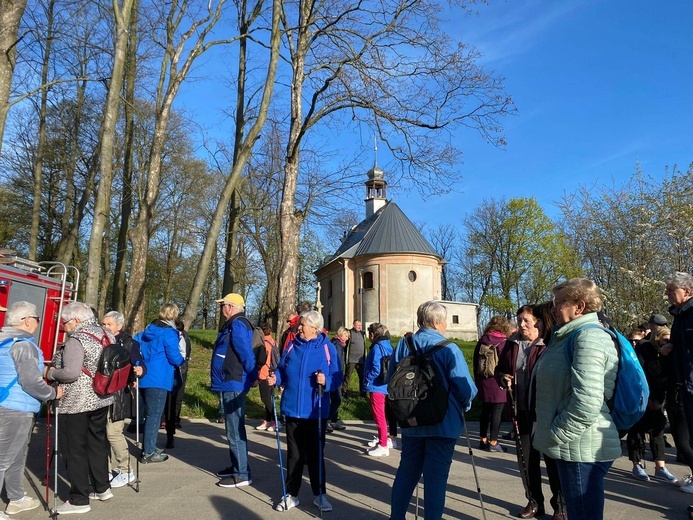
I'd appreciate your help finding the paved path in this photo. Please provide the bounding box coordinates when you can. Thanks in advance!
[12,419,693,519]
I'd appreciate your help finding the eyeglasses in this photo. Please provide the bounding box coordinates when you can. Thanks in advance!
[22,316,40,323]
[61,318,75,326]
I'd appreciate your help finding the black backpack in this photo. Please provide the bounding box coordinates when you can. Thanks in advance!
[374,344,391,386]
[387,334,450,428]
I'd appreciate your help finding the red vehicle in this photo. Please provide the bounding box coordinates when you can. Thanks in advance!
[0,251,79,361]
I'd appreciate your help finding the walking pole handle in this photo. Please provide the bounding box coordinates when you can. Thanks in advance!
[316,369,324,397]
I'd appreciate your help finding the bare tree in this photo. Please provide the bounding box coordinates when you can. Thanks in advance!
[275,0,515,336]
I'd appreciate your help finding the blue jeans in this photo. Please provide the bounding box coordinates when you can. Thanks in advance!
[221,390,250,481]
[141,387,167,455]
[390,436,456,520]
[555,459,613,520]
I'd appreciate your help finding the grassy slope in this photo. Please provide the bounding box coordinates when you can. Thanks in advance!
[184,330,481,421]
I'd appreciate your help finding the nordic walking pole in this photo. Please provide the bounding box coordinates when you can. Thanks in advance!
[463,417,487,520]
[271,375,288,511]
[316,369,324,519]
[51,383,60,517]
[134,361,141,493]
[510,387,537,512]
[45,401,51,506]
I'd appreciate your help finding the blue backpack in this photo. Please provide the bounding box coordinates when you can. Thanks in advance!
[566,323,649,432]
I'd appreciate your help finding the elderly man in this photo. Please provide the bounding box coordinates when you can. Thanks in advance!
[101,311,145,488]
[210,293,257,488]
[0,302,61,517]
[342,319,366,398]
[45,302,115,515]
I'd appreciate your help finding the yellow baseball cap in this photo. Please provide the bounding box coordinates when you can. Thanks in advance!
[215,293,245,307]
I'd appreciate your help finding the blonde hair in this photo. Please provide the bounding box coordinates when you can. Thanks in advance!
[553,278,603,314]
[654,326,671,344]
[483,315,513,336]
[336,326,349,338]
[159,303,180,321]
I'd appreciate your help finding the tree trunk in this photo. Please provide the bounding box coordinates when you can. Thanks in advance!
[0,0,28,156]
[112,1,138,312]
[181,0,282,329]
[84,0,135,307]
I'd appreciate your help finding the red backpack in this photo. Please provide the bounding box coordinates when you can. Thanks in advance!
[81,328,132,396]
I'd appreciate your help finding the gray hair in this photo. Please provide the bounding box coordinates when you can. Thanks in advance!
[666,272,693,291]
[417,301,447,329]
[103,311,125,326]
[302,310,324,331]
[6,301,38,326]
[367,322,388,338]
[61,302,95,323]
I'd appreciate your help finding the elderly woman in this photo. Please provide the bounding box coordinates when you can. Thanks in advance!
[0,302,61,516]
[135,303,184,463]
[45,302,115,514]
[498,304,564,519]
[473,315,513,453]
[267,311,342,513]
[363,322,394,457]
[326,326,349,432]
[534,279,620,520]
[389,301,477,520]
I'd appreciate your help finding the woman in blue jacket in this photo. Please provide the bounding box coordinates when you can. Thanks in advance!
[363,322,394,457]
[389,301,477,520]
[135,303,184,463]
[267,311,342,513]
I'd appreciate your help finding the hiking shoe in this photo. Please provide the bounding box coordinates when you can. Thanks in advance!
[654,466,678,483]
[110,470,135,488]
[274,494,299,511]
[367,445,390,457]
[679,475,693,488]
[141,452,168,463]
[216,466,235,478]
[218,476,252,488]
[632,464,650,481]
[266,422,277,432]
[54,501,91,515]
[681,481,693,494]
[478,441,489,451]
[334,420,347,430]
[488,442,507,453]
[313,495,333,512]
[325,421,334,433]
[6,496,40,515]
[255,421,269,431]
[88,489,113,501]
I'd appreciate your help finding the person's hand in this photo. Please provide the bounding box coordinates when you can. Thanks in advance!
[133,365,143,377]
[316,372,326,386]
[131,380,138,388]
[267,373,277,386]
[660,343,674,356]
[503,374,513,389]
[55,386,64,399]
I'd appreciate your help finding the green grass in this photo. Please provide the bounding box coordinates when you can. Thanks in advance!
[184,330,481,421]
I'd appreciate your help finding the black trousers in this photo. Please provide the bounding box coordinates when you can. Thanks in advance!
[627,407,667,462]
[285,417,327,497]
[258,380,275,422]
[479,402,504,441]
[666,386,693,472]
[385,398,398,437]
[342,362,364,395]
[58,406,110,505]
[164,364,188,436]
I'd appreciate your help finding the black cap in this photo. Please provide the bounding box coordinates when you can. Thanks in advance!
[597,311,612,325]
[648,314,668,326]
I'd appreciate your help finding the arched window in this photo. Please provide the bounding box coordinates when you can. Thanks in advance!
[363,271,374,290]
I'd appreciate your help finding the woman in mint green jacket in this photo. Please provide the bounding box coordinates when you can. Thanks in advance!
[533,278,620,520]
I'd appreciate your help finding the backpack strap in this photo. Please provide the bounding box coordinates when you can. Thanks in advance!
[405,334,450,358]
[79,327,111,378]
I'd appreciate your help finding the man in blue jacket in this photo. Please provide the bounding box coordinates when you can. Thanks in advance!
[210,293,258,488]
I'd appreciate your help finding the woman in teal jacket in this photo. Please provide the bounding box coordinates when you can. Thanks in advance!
[534,279,620,520]
[389,301,477,520]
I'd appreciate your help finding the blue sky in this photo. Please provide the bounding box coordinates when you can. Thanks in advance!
[176,0,693,229]
[394,0,693,225]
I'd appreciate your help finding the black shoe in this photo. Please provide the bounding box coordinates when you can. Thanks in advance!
[165,437,175,449]
[215,415,225,424]
[217,466,235,478]
[141,452,169,464]
[325,422,334,433]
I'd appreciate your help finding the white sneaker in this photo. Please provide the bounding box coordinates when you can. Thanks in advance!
[367,445,390,457]
[367,436,394,448]
[6,496,40,515]
[110,470,135,488]
[367,435,379,447]
[680,480,693,494]
[255,421,269,431]
[678,474,693,488]
[54,501,91,515]
[313,495,333,512]
[88,489,113,501]
[274,494,299,511]
[390,437,399,449]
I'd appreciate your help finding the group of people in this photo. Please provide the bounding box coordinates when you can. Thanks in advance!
[8,273,693,519]
[0,299,190,516]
